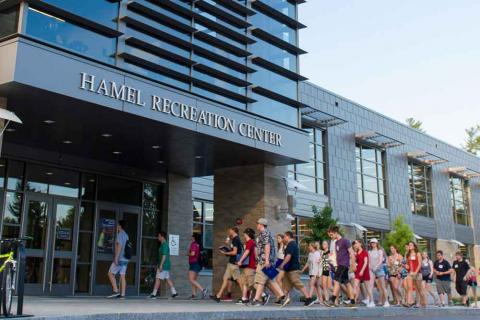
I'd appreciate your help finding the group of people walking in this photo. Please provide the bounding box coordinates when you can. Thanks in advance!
[106,219,478,309]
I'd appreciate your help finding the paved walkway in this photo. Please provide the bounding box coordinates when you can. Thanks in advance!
[19,297,480,320]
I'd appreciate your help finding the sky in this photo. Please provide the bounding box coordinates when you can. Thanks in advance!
[299,0,480,148]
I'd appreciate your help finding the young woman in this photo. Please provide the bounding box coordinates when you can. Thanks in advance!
[302,242,323,303]
[467,266,478,308]
[421,251,438,306]
[387,245,403,306]
[353,240,374,307]
[320,240,331,302]
[404,241,426,308]
[188,234,207,299]
[368,238,389,307]
[275,234,286,289]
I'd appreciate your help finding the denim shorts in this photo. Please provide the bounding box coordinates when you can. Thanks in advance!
[189,262,202,273]
[109,261,128,275]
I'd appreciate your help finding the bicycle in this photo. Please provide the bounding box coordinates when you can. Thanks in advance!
[0,238,29,317]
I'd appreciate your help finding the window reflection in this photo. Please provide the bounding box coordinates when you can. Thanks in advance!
[356,144,387,208]
[26,164,79,198]
[250,93,298,126]
[26,8,116,64]
[450,176,470,226]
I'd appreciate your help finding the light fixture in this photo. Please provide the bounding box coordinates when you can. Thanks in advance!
[63,140,72,144]
[195,155,203,159]
[46,172,53,175]
[152,145,161,149]
[5,128,15,132]
[64,182,71,186]
[88,179,95,183]
[157,160,164,164]
[112,151,122,155]
[102,133,112,138]
[43,120,55,124]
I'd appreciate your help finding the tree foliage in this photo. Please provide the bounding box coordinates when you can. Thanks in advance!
[463,125,480,155]
[406,117,426,133]
[383,215,414,255]
[305,205,337,242]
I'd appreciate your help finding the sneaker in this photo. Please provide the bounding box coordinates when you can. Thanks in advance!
[118,295,125,300]
[324,300,336,308]
[383,301,391,308]
[251,300,262,307]
[210,295,221,303]
[361,299,369,305]
[237,298,249,305]
[107,292,121,299]
[281,295,291,308]
[346,302,357,308]
[304,298,315,307]
[367,302,375,308]
[171,293,178,298]
[148,293,157,299]
[201,289,208,299]
[274,299,283,306]
[262,293,271,306]
[189,295,196,300]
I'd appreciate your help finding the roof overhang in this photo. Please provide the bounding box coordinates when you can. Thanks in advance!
[355,131,404,148]
[301,106,347,128]
[445,166,480,179]
[406,150,448,165]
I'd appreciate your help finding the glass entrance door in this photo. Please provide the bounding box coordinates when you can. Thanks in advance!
[23,194,78,295]
[92,204,140,295]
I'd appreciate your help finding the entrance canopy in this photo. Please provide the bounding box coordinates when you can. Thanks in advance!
[0,38,310,177]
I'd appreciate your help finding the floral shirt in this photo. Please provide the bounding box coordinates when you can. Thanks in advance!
[256,229,276,265]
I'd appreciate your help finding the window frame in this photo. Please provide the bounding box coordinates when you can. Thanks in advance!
[356,143,387,208]
[449,175,471,226]
[408,160,434,218]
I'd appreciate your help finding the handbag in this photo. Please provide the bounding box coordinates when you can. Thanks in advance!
[262,265,279,280]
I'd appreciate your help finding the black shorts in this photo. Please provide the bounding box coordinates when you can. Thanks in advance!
[456,281,468,296]
[322,270,330,277]
[422,275,433,283]
[334,265,350,285]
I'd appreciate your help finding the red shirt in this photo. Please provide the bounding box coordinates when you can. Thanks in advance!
[245,239,256,269]
[355,250,370,280]
[408,253,420,273]
[189,241,200,264]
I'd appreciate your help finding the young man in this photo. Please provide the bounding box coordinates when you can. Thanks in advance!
[149,231,178,298]
[433,250,453,307]
[107,220,129,299]
[452,251,473,307]
[279,231,315,307]
[325,226,356,307]
[211,227,243,302]
[237,228,257,305]
[252,218,288,307]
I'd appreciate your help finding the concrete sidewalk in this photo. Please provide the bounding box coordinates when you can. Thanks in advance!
[21,297,480,320]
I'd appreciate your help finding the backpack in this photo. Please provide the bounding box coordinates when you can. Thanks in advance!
[124,240,133,260]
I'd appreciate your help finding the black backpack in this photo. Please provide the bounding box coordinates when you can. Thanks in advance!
[124,240,133,260]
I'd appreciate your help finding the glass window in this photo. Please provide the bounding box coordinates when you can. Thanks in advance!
[192,199,214,269]
[291,217,312,265]
[408,161,434,218]
[25,8,116,64]
[125,46,190,75]
[356,144,387,208]
[249,93,298,127]
[450,176,470,226]
[250,12,296,44]
[251,38,297,71]
[192,86,246,110]
[193,38,245,64]
[251,66,297,100]
[289,127,327,194]
[2,191,22,239]
[0,159,5,189]
[126,27,190,58]
[26,164,79,198]
[0,6,18,39]
[41,0,118,28]
[97,176,142,206]
[124,62,190,91]
[194,7,245,33]
[262,0,296,18]
[81,173,96,200]
[195,23,246,48]
[7,160,24,191]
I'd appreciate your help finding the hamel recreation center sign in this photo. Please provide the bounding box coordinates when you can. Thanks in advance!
[79,72,282,147]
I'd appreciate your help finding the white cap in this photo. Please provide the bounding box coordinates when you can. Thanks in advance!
[369,238,379,244]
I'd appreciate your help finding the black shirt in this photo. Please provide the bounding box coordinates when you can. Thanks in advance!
[453,259,470,282]
[284,240,300,271]
[229,236,242,264]
[433,259,451,281]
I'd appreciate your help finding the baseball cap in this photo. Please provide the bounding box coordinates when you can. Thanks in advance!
[257,218,268,226]
[369,238,378,243]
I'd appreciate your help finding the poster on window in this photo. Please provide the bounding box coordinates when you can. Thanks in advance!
[97,218,115,254]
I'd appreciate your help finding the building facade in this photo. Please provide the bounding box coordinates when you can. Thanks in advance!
[0,0,479,297]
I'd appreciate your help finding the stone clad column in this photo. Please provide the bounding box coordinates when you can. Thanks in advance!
[212,164,290,294]
[164,172,193,296]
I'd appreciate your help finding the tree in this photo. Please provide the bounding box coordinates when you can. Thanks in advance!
[406,117,426,133]
[463,125,480,155]
[383,215,414,255]
[305,205,338,242]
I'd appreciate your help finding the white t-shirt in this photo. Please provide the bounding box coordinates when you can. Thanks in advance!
[308,251,321,276]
